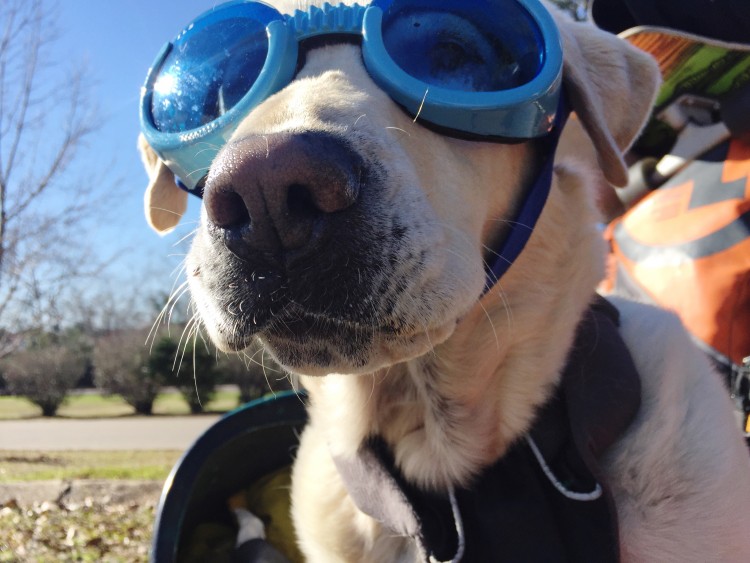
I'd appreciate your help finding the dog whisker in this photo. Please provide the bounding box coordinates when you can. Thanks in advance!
[139,250,193,334]
[172,315,197,374]
[434,220,516,269]
[193,141,222,151]
[485,217,534,230]
[239,346,284,375]
[481,247,513,267]
[399,290,438,360]
[440,244,513,339]
[385,126,410,138]
[191,325,204,410]
[173,227,199,247]
[166,285,192,327]
[413,87,429,124]
[170,262,188,285]
[475,297,500,352]
[148,205,187,217]
[260,347,278,398]
[147,278,191,350]
[489,281,514,333]
[185,165,210,179]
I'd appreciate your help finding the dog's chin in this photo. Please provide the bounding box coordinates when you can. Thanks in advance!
[204,308,458,376]
[262,322,457,376]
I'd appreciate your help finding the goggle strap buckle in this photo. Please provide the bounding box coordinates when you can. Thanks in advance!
[288,3,367,41]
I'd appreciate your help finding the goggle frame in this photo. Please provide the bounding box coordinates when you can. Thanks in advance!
[140,0,563,190]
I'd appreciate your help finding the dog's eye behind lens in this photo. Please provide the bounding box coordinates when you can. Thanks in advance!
[151,18,267,133]
[430,32,503,91]
[381,1,543,92]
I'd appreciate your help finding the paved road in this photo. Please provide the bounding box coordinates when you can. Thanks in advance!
[0,416,221,450]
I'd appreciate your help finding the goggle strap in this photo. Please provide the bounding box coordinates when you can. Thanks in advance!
[175,176,204,199]
[484,93,571,291]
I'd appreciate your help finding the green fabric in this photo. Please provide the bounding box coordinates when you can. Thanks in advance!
[244,465,304,563]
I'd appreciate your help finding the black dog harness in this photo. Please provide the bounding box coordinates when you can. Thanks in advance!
[334,297,642,562]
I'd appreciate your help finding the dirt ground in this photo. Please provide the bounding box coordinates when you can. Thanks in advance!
[0,479,163,508]
[0,480,164,562]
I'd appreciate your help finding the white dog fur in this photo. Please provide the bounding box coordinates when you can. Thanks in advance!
[140,2,750,561]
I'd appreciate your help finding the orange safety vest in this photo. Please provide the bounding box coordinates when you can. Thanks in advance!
[603,138,750,370]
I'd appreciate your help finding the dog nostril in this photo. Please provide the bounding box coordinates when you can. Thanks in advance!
[207,188,251,229]
[287,183,320,220]
[204,132,364,254]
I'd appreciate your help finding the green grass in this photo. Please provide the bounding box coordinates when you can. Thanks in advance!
[152,388,240,415]
[0,450,182,483]
[59,394,135,418]
[0,396,59,419]
[0,388,242,420]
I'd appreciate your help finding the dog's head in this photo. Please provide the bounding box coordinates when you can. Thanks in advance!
[139,1,659,376]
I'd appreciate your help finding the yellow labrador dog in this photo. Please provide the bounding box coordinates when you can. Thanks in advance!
[139,0,750,560]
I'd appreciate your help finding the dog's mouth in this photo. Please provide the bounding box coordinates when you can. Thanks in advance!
[190,245,462,374]
[188,210,479,375]
[260,305,428,372]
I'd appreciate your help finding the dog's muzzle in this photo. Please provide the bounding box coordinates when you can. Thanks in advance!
[191,128,423,367]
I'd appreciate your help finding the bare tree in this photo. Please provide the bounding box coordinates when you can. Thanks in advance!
[3,342,87,416]
[0,0,104,355]
[93,328,166,415]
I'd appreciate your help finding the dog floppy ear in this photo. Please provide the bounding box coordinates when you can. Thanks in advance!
[138,134,188,235]
[556,17,661,187]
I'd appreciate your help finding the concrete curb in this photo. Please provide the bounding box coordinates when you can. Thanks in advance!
[0,416,220,450]
[0,479,164,507]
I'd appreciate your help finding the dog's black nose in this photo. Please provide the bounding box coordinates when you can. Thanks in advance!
[204,132,363,256]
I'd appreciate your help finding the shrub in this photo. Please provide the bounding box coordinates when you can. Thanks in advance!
[93,329,164,415]
[3,345,86,416]
[150,336,220,414]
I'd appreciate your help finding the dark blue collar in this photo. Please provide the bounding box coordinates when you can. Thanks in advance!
[175,176,204,198]
[485,96,571,290]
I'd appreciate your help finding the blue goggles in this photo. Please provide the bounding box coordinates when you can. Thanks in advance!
[140,0,563,192]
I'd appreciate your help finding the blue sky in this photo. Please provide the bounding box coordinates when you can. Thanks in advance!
[51,1,217,304]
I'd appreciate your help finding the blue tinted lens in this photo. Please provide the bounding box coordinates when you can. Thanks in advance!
[151,17,268,133]
[380,0,544,92]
